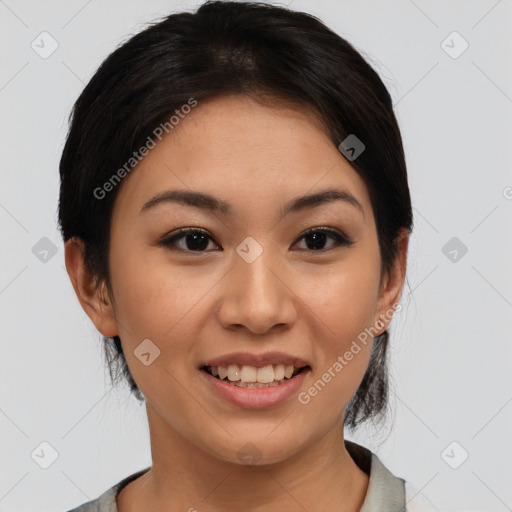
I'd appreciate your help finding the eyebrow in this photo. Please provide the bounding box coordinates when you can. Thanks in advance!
[140,187,365,219]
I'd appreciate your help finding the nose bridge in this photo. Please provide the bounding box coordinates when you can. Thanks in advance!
[217,239,297,333]
[234,241,282,304]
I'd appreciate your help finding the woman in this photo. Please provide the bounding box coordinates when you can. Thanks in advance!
[60,1,437,510]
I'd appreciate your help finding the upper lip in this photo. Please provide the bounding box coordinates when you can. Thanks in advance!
[201,351,310,369]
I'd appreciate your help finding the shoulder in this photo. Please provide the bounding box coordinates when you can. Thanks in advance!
[346,440,405,511]
[404,481,440,512]
[65,467,151,512]
[65,486,117,512]
[368,453,439,511]
[345,440,439,512]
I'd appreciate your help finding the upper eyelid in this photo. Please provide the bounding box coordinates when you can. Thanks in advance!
[160,226,353,249]
[165,226,348,239]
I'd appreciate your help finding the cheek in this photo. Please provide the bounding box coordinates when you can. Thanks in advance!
[108,249,226,398]
[109,247,210,339]
[108,252,206,401]
[300,254,381,344]
[295,255,380,406]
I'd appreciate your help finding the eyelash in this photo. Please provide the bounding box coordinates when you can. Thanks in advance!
[157,227,355,254]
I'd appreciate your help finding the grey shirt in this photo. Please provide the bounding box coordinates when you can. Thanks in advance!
[66,440,420,512]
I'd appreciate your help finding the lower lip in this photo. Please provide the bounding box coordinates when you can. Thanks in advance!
[199,368,310,410]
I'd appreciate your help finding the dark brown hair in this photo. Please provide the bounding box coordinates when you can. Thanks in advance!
[58,0,413,432]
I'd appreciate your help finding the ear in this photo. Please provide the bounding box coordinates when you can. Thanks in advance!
[374,228,409,335]
[64,237,119,337]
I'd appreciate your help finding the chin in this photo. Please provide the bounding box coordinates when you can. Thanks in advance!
[203,432,306,467]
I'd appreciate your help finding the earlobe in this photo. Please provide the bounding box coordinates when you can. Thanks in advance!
[374,229,409,334]
[64,237,119,337]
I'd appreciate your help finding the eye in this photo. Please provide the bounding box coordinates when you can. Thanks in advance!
[157,226,355,253]
[293,227,355,252]
[158,228,221,253]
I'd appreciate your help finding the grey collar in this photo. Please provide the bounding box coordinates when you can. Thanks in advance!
[345,439,406,511]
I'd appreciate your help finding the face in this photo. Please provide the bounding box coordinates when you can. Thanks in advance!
[68,94,407,466]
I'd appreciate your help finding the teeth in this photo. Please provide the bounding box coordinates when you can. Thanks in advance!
[227,364,240,381]
[257,365,274,383]
[274,364,285,380]
[232,380,282,388]
[240,365,257,382]
[207,363,302,384]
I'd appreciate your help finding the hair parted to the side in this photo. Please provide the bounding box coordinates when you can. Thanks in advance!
[58,0,413,433]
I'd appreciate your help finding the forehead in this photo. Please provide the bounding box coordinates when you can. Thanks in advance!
[111,94,372,222]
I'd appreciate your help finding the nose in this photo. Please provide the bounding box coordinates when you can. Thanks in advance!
[215,249,298,335]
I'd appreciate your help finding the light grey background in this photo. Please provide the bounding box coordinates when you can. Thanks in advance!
[1,0,511,511]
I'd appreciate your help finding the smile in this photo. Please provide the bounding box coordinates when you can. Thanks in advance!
[200,364,311,409]
[203,364,310,388]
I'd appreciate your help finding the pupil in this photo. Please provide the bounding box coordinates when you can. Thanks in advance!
[185,232,327,251]
[306,232,326,250]
[186,233,209,251]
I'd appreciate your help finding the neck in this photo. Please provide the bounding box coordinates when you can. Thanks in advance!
[117,403,369,512]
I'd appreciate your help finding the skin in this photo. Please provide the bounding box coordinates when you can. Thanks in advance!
[65,93,408,512]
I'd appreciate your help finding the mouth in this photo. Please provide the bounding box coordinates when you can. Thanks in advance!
[201,364,311,388]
